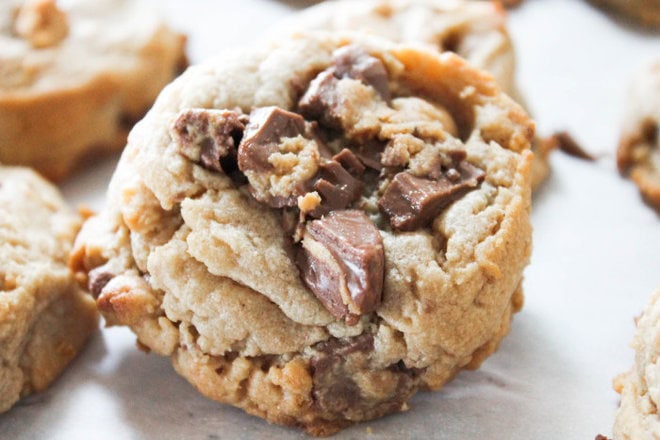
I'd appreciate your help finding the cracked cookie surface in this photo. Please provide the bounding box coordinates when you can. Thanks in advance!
[277,0,550,189]
[71,33,533,435]
[0,165,98,413]
[0,0,187,180]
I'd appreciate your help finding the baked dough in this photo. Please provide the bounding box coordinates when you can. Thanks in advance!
[71,33,533,435]
[0,0,187,180]
[0,165,98,413]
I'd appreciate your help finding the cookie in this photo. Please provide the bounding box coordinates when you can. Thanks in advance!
[278,0,550,189]
[0,165,98,413]
[617,60,660,211]
[613,289,660,439]
[0,0,187,180]
[590,0,660,27]
[71,33,533,435]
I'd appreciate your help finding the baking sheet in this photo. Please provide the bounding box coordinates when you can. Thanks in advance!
[2,1,659,438]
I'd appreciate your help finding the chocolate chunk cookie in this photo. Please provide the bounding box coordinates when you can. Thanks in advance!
[0,165,98,413]
[613,289,660,439]
[71,33,533,435]
[0,0,187,180]
[278,0,550,189]
[617,61,660,211]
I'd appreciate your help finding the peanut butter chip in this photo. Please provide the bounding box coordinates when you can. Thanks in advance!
[297,210,384,324]
[15,0,69,48]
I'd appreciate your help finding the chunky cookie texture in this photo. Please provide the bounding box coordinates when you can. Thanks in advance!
[276,0,552,190]
[0,165,98,413]
[617,61,660,211]
[613,289,660,440]
[0,0,187,180]
[71,33,533,435]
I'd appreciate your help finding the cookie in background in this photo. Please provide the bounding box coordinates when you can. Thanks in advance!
[0,0,187,180]
[0,165,98,414]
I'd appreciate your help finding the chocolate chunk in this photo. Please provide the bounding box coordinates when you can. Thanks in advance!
[88,270,114,299]
[356,139,385,171]
[298,210,384,324]
[311,157,364,218]
[238,106,306,173]
[332,148,365,177]
[298,46,391,130]
[332,45,391,101]
[298,71,344,131]
[171,109,246,173]
[379,160,485,231]
[311,334,422,420]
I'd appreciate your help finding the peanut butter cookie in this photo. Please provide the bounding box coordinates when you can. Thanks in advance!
[0,0,187,180]
[71,33,533,435]
[0,165,98,413]
[617,60,660,211]
[613,289,660,439]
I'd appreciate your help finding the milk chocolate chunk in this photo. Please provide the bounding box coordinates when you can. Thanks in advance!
[311,334,421,419]
[298,210,384,323]
[379,160,485,231]
[238,106,306,173]
[298,71,344,131]
[311,155,364,218]
[298,46,391,129]
[332,45,391,101]
[171,109,246,173]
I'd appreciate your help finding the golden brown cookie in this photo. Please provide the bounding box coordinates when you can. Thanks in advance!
[617,60,660,211]
[71,33,533,435]
[0,165,98,413]
[613,289,660,439]
[0,0,187,180]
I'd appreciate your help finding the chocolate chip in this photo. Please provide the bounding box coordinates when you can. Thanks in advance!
[171,109,247,173]
[238,106,306,173]
[332,45,391,101]
[88,270,114,299]
[297,210,384,324]
[378,160,485,231]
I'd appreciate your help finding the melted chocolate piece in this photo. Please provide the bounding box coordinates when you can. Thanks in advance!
[332,45,391,101]
[238,106,306,173]
[171,109,247,173]
[379,160,485,231]
[297,210,384,324]
[311,334,422,420]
